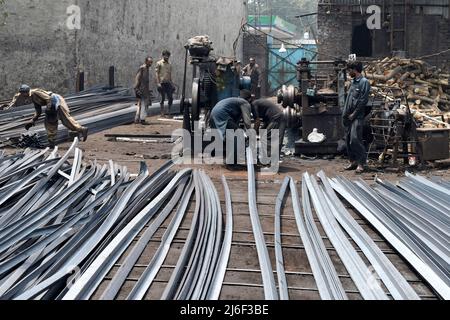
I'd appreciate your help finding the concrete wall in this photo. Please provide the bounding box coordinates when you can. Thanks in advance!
[317,2,450,69]
[0,0,246,99]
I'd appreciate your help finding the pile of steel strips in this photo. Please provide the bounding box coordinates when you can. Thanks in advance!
[274,171,450,300]
[0,139,232,300]
[329,172,450,300]
[0,86,183,148]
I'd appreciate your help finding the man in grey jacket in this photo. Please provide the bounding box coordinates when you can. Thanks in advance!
[342,61,371,173]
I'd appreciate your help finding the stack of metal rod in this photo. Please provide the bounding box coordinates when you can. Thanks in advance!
[0,139,232,300]
[0,86,183,147]
[272,167,449,300]
[330,172,450,300]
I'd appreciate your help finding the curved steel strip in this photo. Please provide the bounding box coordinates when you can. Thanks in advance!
[0,139,79,224]
[176,171,208,300]
[246,148,279,300]
[206,176,233,300]
[318,171,420,300]
[127,179,194,300]
[161,171,201,300]
[62,168,192,300]
[292,178,346,300]
[274,177,290,300]
[304,173,388,300]
[101,176,189,300]
[200,174,224,300]
[331,178,450,300]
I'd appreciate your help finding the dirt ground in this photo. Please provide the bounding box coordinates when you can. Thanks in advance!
[27,115,449,183]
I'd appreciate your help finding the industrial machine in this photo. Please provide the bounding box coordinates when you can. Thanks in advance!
[181,36,251,133]
[277,58,349,155]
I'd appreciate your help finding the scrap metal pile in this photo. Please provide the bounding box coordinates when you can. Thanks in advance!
[0,139,231,300]
[365,57,450,128]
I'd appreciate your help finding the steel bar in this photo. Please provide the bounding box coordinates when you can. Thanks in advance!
[291,177,347,300]
[274,177,290,300]
[331,178,450,299]
[246,148,279,300]
[304,173,389,300]
[317,171,420,300]
[206,176,233,300]
[62,169,192,300]
[100,177,188,300]
[126,179,194,300]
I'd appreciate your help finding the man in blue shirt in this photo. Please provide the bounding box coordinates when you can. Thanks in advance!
[342,61,371,173]
[210,92,253,142]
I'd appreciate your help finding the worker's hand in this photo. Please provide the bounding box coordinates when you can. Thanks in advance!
[25,121,34,131]
[0,104,7,110]
[348,112,357,121]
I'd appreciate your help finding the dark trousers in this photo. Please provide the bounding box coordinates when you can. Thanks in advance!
[251,85,261,99]
[160,82,174,113]
[260,118,286,158]
[345,118,367,165]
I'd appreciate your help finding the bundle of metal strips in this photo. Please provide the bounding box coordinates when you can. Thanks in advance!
[289,177,348,300]
[303,173,389,300]
[330,173,450,299]
[316,171,420,300]
[0,139,213,300]
[159,171,230,300]
[0,86,183,147]
[246,148,279,300]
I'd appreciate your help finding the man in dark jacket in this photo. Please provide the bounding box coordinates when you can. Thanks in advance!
[252,98,286,158]
[342,61,371,173]
[209,93,253,142]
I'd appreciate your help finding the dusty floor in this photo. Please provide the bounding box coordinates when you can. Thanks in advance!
[2,116,448,300]
[33,115,450,182]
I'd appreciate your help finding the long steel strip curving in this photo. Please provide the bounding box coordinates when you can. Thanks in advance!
[317,171,420,300]
[246,148,279,300]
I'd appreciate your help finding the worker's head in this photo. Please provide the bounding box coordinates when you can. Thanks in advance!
[18,84,31,96]
[145,56,153,67]
[347,61,363,78]
[240,89,254,103]
[249,58,256,67]
[162,50,171,62]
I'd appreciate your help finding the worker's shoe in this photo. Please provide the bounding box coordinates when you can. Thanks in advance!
[355,165,367,174]
[344,162,358,171]
[48,141,56,149]
[80,127,89,142]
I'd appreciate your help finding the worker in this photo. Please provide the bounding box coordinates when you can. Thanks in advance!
[210,90,253,142]
[6,85,88,147]
[242,57,262,99]
[342,61,371,173]
[155,50,175,117]
[252,98,286,158]
[134,56,153,124]
[210,90,254,166]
